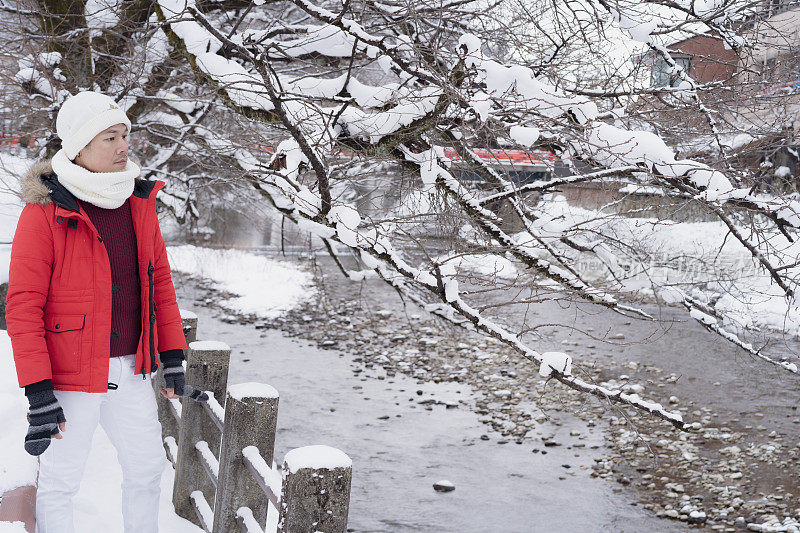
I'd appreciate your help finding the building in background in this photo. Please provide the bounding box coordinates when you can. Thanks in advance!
[649,33,738,88]
[635,2,800,190]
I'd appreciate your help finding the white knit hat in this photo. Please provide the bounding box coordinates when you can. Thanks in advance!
[56,91,132,160]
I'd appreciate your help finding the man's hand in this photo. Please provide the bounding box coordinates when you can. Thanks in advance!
[159,385,208,402]
[161,363,209,403]
[25,389,66,456]
[159,387,181,400]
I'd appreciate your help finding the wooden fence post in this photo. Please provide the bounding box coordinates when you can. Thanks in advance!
[172,340,230,525]
[153,311,199,448]
[181,311,198,344]
[279,445,352,533]
[212,383,279,533]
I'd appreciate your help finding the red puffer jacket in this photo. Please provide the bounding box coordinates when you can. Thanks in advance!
[6,160,187,392]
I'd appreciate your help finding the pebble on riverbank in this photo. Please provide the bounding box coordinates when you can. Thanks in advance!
[433,480,456,493]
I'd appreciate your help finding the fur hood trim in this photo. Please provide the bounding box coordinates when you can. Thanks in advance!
[21,160,55,206]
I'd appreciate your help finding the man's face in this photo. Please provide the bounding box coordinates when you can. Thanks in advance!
[74,124,129,173]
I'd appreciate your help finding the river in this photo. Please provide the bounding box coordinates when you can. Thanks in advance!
[177,279,687,532]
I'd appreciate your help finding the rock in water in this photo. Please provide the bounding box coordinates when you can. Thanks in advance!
[433,480,455,493]
[688,511,707,525]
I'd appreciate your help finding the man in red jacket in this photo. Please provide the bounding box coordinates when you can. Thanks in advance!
[6,91,206,533]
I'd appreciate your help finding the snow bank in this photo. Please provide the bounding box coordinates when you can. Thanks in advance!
[0,246,10,285]
[283,445,352,474]
[167,245,314,319]
[712,276,800,337]
[0,331,38,493]
[0,154,26,239]
[618,184,667,196]
[528,194,800,337]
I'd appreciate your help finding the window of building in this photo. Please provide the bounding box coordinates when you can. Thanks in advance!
[651,57,691,87]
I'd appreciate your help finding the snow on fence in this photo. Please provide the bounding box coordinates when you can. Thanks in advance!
[155,312,353,533]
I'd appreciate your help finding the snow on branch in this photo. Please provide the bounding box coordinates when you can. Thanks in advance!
[399,140,653,319]
[286,0,442,85]
[477,166,640,206]
[683,295,799,376]
[158,0,800,426]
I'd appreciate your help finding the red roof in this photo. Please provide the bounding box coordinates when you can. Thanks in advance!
[443,147,556,167]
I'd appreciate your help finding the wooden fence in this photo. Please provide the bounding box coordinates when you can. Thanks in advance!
[0,309,353,532]
[153,312,353,533]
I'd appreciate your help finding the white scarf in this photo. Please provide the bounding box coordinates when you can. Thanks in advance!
[51,149,140,209]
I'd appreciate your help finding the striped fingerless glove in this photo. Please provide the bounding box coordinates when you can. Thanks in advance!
[161,350,209,403]
[24,382,66,456]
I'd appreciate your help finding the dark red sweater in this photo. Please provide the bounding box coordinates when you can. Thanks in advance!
[79,198,141,356]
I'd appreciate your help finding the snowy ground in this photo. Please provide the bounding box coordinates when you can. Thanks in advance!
[166,244,314,319]
[524,193,800,338]
[463,192,798,345]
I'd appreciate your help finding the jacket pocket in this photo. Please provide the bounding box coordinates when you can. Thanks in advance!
[44,314,85,375]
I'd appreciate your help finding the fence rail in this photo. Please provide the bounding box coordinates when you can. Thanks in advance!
[155,311,353,533]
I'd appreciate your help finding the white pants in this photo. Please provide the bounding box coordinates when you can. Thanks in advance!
[36,354,165,533]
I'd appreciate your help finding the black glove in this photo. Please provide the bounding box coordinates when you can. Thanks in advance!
[161,351,209,403]
[24,380,66,456]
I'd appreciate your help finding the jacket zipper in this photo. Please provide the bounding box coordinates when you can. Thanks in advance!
[148,261,156,376]
[140,314,146,378]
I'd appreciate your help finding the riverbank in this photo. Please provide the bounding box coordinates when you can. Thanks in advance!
[173,251,800,532]
[174,272,686,532]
